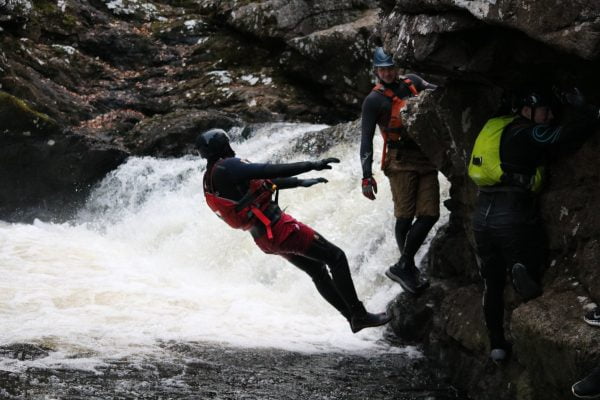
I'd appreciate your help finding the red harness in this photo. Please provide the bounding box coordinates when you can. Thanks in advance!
[203,160,277,239]
[372,78,419,169]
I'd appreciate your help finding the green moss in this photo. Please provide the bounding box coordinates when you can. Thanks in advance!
[149,20,172,34]
[30,0,79,32]
[0,91,57,133]
[32,0,58,15]
[61,13,78,29]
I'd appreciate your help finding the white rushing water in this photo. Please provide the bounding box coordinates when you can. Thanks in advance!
[0,123,449,371]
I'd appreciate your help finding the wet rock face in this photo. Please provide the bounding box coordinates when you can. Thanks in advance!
[0,0,380,221]
[0,0,378,133]
[379,1,600,91]
[378,0,600,399]
[385,0,600,60]
[217,0,378,40]
[0,92,127,222]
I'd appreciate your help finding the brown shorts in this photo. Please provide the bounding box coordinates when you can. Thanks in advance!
[386,170,440,218]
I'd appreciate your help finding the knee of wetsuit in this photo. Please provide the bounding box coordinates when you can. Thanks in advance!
[328,245,347,268]
[395,217,413,229]
[416,215,439,226]
[311,265,330,284]
[480,262,506,284]
[483,278,505,296]
[311,234,346,266]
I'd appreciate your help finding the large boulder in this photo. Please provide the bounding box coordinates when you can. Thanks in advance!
[388,0,600,60]
[378,0,600,398]
[0,91,127,222]
[123,108,240,156]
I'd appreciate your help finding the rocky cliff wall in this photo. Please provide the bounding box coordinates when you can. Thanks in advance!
[0,0,380,220]
[1,1,599,398]
[376,1,600,399]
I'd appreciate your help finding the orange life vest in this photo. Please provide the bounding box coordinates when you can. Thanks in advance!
[203,160,277,239]
[372,78,419,169]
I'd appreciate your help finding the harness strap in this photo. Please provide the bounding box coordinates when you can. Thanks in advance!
[373,78,419,170]
[381,131,389,171]
[501,172,535,190]
[249,206,273,239]
[206,159,278,238]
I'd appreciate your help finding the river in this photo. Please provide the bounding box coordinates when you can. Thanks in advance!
[0,123,459,399]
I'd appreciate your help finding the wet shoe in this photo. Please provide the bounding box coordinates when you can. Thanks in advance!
[572,366,600,398]
[385,259,428,294]
[489,335,511,364]
[490,348,507,363]
[511,263,542,301]
[584,307,600,328]
[349,302,392,333]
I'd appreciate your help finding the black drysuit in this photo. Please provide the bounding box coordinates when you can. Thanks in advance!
[472,106,599,348]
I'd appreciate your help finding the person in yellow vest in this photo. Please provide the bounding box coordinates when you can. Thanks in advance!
[360,46,439,295]
[468,88,599,363]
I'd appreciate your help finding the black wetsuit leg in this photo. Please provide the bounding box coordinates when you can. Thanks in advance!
[395,217,413,256]
[285,255,352,320]
[473,190,543,349]
[300,233,362,311]
[403,215,439,259]
[474,228,507,348]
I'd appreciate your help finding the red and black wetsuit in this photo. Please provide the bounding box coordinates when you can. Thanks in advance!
[203,157,361,320]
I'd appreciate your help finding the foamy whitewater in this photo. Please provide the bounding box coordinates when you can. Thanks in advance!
[0,123,449,371]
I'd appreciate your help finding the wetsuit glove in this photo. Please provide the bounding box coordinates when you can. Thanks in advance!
[556,87,586,107]
[299,178,328,187]
[361,177,377,200]
[564,88,586,107]
[312,157,340,170]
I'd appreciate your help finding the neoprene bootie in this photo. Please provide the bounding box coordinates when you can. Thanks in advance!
[573,366,600,398]
[349,302,391,333]
[385,257,429,294]
[512,263,542,301]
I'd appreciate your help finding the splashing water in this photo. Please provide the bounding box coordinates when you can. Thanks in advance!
[0,123,449,371]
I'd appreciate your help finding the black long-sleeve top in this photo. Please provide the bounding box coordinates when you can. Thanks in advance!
[205,157,314,201]
[359,74,436,178]
[500,105,599,176]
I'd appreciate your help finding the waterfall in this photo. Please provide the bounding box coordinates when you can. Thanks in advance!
[0,123,448,371]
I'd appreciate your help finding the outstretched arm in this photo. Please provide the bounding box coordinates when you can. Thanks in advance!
[405,73,438,91]
[360,95,379,179]
[517,105,599,148]
[272,177,328,189]
[221,157,339,182]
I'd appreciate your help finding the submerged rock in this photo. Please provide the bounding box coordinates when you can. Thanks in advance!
[0,341,465,400]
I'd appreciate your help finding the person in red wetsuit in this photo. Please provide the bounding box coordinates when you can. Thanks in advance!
[197,128,391,333]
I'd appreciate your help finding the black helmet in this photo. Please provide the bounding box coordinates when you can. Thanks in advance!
[373,47,395,68]
[195,128,234,160]
[515,89,553,110]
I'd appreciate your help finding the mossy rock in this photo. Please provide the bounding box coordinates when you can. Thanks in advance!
[0,91,59,135]
[30,0,80,35]
[32,0,58,14]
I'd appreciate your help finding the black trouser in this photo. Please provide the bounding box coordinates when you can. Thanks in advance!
[285,233,360,320]
[472,190,544,348]
[395,215,439,260]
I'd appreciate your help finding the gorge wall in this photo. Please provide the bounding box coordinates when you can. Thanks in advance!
[378,1,600,399]
[1,1,599,399]
[0,0,379,219]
